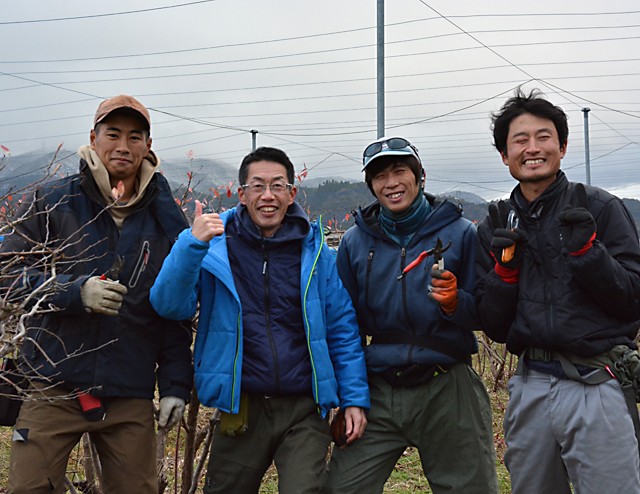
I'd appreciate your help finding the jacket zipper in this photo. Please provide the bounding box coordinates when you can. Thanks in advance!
[527,200,555,342]
[262,241,280,392]
[364,248,379,335]
[534,219,555,341]
[399,247,417,361]
[302,227,324,407]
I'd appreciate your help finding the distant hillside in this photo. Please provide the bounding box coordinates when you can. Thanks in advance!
[624,197,640,227]
[2,153,639,231]
[0,150,236,198]
[298,179,490,226]
[298,179,640,231]
[0,149,77,195]
[159,156,237,194]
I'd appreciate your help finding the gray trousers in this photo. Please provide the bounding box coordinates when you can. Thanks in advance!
[324,363,499,494]
[505,368,640,494]
[204,394,331,494]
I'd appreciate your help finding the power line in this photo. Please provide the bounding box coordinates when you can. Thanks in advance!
[4,56,640,114]
[6,34,639,90]
[0,17,433,64]
[7,25,640,76]
[4,11,640,63]
[0,1,219,25]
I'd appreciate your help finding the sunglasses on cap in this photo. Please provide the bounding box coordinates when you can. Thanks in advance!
[362,137,420,169]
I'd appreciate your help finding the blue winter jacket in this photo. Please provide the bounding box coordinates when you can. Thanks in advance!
[337,194,479,371]
[150,206,370,416]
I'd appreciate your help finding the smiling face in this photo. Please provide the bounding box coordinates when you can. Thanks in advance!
[501,112,567,201]
[238,160,296,237]
[90,110,151,195]
[370,161,421,214]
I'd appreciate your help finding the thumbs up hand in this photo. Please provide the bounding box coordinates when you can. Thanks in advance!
[191,200,224,242]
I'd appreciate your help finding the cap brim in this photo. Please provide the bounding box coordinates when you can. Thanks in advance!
[362,149,419,171]
[95,107,150,130]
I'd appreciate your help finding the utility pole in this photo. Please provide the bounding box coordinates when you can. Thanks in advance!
[251,129,258,151]
[582,108,591,185]
[376,0,385,138]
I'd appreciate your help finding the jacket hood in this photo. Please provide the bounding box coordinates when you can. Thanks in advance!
[77,144,159,209]
[231,201,310,245]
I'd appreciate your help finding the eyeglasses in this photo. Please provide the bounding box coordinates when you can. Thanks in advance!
[241,181,293,195]
[362,137,420,168]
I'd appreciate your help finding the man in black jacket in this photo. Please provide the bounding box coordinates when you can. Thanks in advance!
[3,95,192,493]
[476,88,640,494]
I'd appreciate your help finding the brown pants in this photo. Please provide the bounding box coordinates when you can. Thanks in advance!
[8,385,157,494]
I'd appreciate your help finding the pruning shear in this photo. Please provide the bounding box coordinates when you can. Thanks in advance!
[502,210,519,263]
[99,255,124,281]
[397,238,452,280]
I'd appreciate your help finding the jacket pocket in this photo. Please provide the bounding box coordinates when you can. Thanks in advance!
[128,240,150,289]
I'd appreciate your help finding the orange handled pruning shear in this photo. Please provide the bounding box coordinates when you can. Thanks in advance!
[502,210,519,263]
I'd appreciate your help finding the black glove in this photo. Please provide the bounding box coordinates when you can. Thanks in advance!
[488,202,526,270]
[558,184,595,255]
[490,227,526,270]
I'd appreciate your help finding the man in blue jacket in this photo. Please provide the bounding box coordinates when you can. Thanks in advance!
[3,95,192,493]
[325,137,498,493]
[150,146,369,494]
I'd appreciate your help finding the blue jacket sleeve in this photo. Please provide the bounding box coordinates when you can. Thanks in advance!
[323,245,370,410]
[335,236,358,302]
[150,228,209,320]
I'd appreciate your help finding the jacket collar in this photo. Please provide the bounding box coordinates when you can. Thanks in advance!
[355,192,462,241]
[512,170,568,220]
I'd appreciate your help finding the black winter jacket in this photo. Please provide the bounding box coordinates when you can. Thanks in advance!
[476,172,640,357]
[1,159,193,400]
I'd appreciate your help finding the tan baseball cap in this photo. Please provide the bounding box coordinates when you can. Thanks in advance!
[93,94,151,131]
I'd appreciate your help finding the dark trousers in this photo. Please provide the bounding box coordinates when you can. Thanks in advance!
[204,394,331,494]
[325,363,499,494]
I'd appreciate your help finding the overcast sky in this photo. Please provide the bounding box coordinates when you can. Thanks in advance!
[1,0,639,200]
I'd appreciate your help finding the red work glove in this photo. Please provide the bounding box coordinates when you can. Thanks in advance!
[558,207,595,256]
[490,229,526,283]
[558,184,595,256]
[429,266,458,315]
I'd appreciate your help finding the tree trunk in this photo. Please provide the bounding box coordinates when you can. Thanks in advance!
[180,388,201,494]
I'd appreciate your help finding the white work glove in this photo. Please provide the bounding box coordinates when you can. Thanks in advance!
[80,276,128,316]
[158,396,186,429]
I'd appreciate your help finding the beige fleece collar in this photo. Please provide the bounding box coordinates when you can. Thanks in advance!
[77,144,159,208]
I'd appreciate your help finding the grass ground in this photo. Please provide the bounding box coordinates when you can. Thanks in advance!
[258,382,512,493]
[0,385,512,493]
[0,341,514,492]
